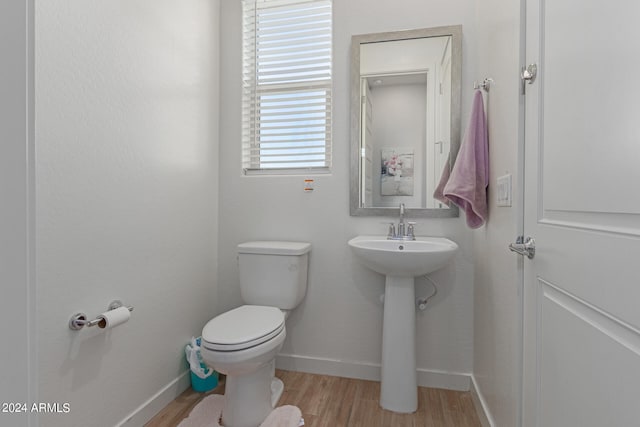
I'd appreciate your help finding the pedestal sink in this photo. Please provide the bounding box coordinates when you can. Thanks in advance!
[347,235,458,413]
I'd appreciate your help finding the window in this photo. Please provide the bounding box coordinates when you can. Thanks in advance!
[242,0,332,174]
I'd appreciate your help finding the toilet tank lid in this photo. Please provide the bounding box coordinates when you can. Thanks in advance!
[237,241,311,256]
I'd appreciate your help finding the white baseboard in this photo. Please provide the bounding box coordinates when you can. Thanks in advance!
[276,353,471,392]
[115,370,192,427]
[469,374,495,427]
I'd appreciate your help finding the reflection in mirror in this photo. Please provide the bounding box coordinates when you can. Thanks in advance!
[350,26,461,218]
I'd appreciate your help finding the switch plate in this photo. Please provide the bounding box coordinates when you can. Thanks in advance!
[496,174,512,207]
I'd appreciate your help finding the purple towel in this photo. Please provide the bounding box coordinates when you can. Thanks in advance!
[442,90,489,228]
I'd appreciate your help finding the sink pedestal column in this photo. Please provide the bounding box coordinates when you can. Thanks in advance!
[380,275,417,413]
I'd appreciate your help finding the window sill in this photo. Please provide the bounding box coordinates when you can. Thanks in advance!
[243,167,331,177]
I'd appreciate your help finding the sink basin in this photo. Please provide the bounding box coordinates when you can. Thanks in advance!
[348,235,458,277]
[348,235,458,413]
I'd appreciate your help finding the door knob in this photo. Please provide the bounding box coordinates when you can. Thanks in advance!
[509,236,535,259]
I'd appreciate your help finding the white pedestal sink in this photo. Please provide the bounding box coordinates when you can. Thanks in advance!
[348,235,458,413]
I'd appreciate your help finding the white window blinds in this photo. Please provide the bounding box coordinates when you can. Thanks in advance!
[242,0,332,173]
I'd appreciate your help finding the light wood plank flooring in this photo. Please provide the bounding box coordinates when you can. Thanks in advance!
[146,370,482,427]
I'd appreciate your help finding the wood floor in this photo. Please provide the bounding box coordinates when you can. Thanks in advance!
[146,370,483,427]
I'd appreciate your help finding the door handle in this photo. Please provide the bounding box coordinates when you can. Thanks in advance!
[509,236,535,259]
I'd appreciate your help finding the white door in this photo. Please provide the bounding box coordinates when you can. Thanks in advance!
[361,78,374,206]
[522,0,640,426]
[434,46,451,209]
[0,2,34,426]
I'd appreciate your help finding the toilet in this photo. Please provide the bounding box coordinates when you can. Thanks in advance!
[200,241,311,427]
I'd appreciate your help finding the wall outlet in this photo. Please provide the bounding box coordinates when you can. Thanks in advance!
[303,178,314,192]
[496,174,512,207]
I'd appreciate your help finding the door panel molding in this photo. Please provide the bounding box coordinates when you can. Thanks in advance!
[539,211,640,237]
[540,279,640,355]
[537,278,640,426]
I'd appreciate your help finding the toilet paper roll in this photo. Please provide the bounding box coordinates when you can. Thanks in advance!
[97,306,131,329]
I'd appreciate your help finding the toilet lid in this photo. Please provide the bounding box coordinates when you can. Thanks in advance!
[202,305,285,351]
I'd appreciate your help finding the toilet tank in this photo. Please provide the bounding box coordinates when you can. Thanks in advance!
[237,241,311,310]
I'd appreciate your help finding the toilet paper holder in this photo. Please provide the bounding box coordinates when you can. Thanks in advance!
[69,300,134,331]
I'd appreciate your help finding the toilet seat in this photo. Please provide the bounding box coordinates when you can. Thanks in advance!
[202,305,285,352]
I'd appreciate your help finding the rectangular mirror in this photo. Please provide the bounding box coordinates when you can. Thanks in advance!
[350,26,462,217]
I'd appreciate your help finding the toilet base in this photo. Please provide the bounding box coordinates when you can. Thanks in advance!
[221,360,283,427]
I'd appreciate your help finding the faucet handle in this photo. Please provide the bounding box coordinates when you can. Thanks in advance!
[407,222,416,240]
[387,223,396,239]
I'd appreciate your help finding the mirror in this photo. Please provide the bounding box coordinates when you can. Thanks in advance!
[350,26,462,217]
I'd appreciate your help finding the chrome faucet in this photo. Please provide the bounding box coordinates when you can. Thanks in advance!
[387,203,416,240]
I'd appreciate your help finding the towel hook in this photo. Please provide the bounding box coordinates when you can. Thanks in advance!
[474,78,494,92]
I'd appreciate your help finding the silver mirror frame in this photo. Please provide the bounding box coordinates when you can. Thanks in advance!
[349,25,462,218]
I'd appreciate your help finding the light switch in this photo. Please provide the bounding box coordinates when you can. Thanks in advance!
[496,174,512,207]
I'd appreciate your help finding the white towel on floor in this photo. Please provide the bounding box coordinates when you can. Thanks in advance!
[177,394,302,427]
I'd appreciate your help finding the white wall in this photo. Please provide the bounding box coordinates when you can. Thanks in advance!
[35,1,219,426]
[0,2,35,426]
[218,0,478,389]
[472,0,524,425]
